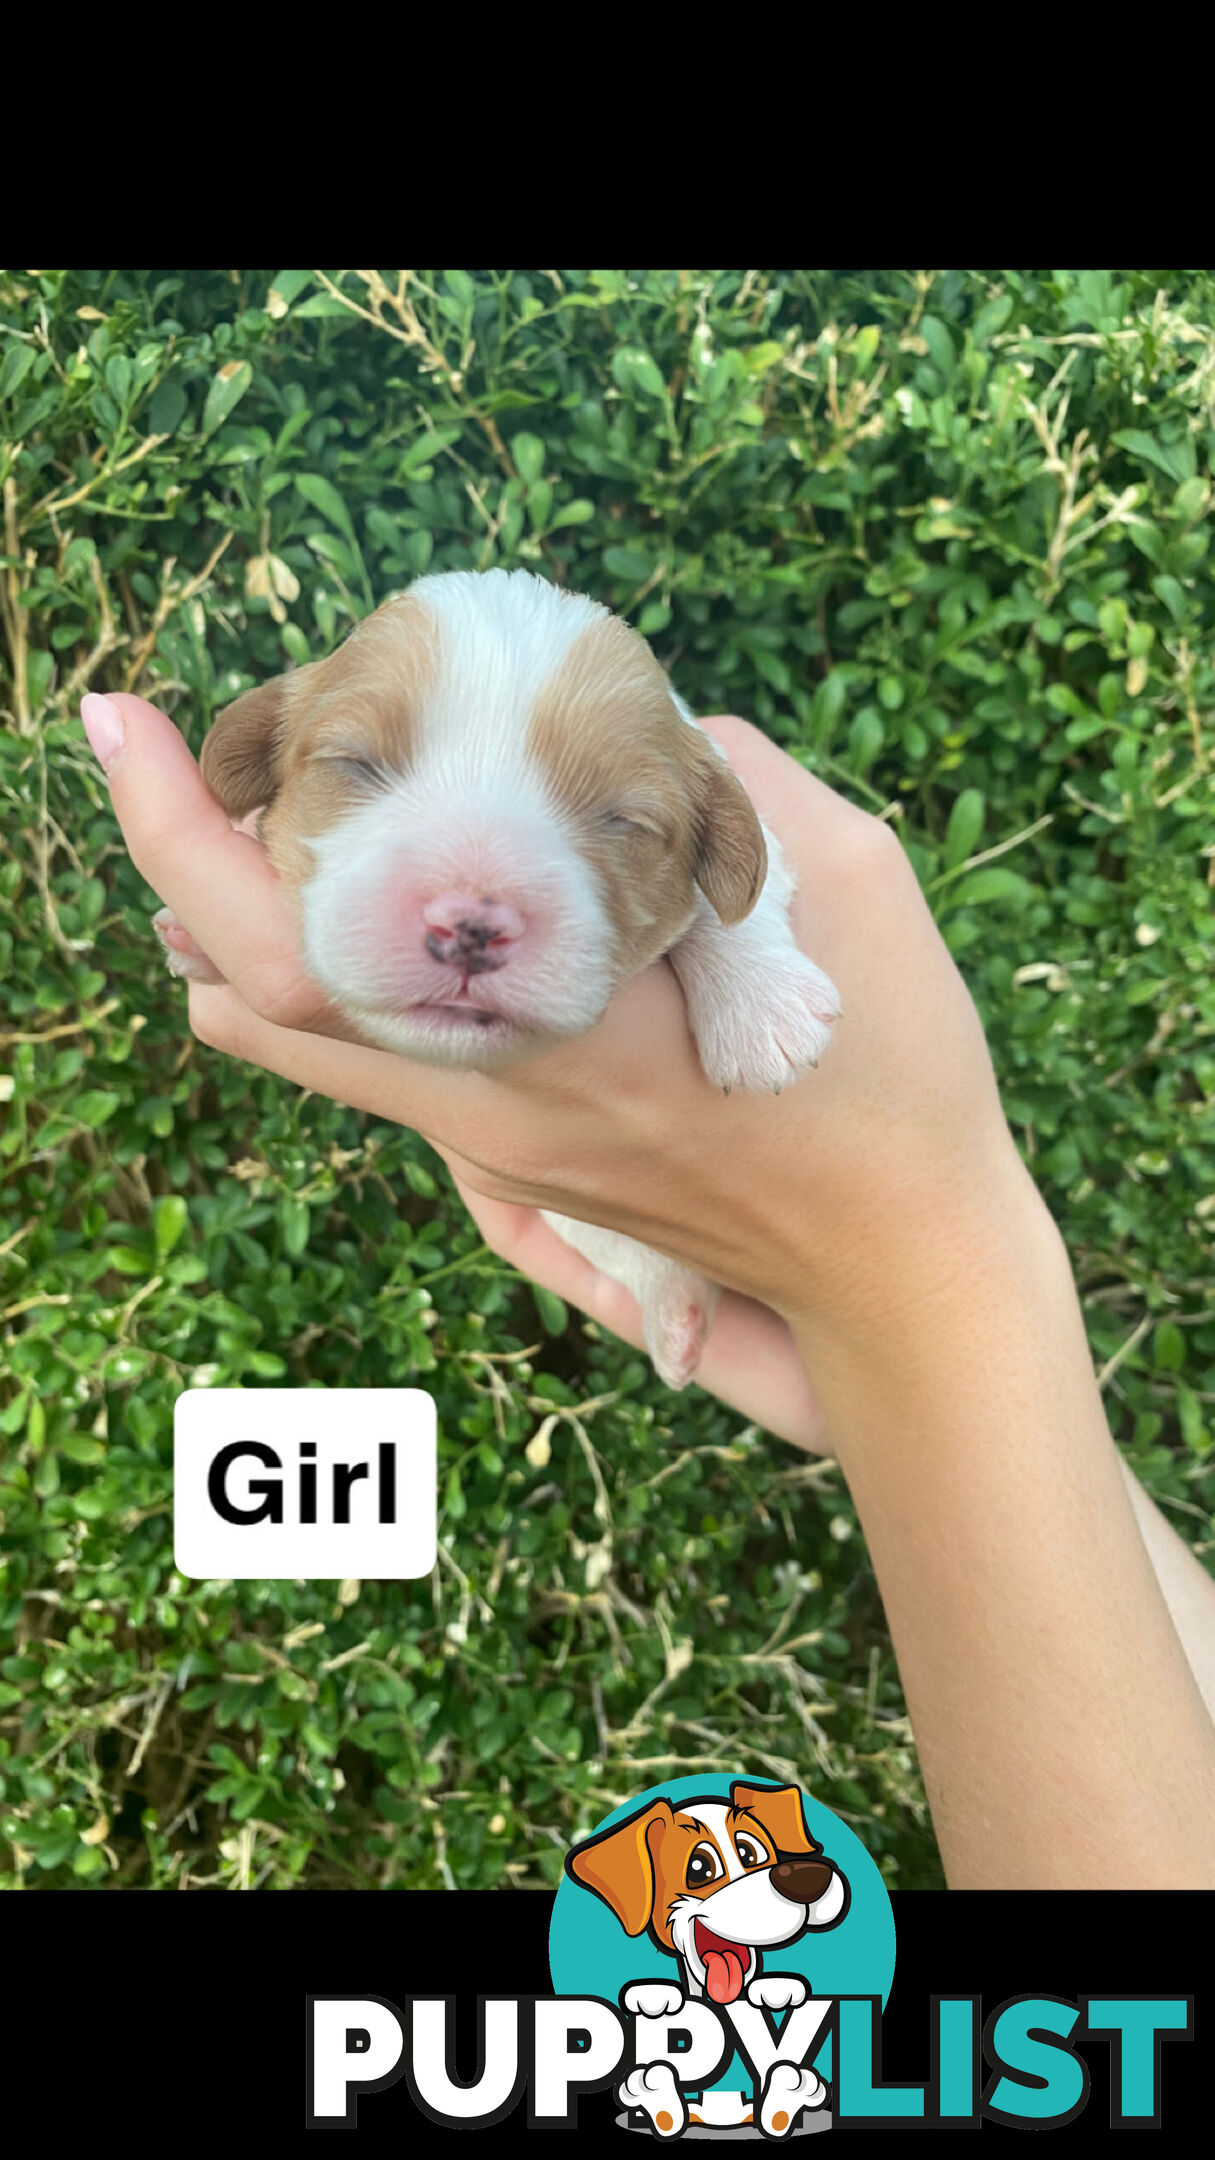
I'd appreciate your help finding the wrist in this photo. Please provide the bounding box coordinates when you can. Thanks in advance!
[785,1150,1080,1444]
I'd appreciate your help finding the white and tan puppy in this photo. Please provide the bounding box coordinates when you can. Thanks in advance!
[568,1781,847,2133]
[170,570,841,1387]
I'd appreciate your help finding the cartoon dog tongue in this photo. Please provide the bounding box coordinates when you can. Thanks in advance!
[704,1949,746,2004]
[696,1924,748,2004]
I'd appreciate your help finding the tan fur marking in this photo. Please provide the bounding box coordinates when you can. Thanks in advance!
[528,613,764,973]
[531,614,701,974]
[729,1783,821,1861]
[566,1799,673,1939]
[567,1800,782,1956]
[203,594,439,899]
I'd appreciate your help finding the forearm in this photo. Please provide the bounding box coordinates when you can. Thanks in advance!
[1116,1452,1215,1725]
[794,1155,1215,1888]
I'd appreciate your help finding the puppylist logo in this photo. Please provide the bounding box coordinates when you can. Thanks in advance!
[306,1774,1194,2137]
[552,1776,874,2137]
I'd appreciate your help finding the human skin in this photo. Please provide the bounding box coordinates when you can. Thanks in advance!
[81,688,1215,1887]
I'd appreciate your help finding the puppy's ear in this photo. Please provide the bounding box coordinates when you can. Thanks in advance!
[565,1800,673,1937]
[200,661,318,820]
[682,730,767,926]
[730,1782,821,1860]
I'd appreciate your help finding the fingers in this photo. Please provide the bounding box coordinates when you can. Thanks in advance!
[80,690,345,1036]
[453,1180,652,1347]
[186,979,469,1133]
[453,1178,827,1451]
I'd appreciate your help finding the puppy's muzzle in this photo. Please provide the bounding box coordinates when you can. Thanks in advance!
[422,893,525,975]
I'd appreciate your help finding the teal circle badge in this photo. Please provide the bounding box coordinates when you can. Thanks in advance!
[549,1774,896,2112]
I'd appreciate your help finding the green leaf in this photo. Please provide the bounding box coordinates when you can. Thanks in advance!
[919,314,955,375]
[848,706,884,775]
[1152,1322,1186,1373]
[1,343,38,400]
[292,294,357,319]
[814,671,848,735]
[152,1194,189,1260]
[972,292,1013,343]
[947,866,1032,907]
[267,269,314,310]
[200,360,253,439]
[148,376,188,435]
[1151,574,1187,624]
[532,1286,568,1336]
[549,498,595,528]
[295,472,357,543]
[279,1196,310,1258]
[60,1435,106,1465]
[943,788,985,870]
[1111,428,1194,484]
[33,1452,59,1496]
[511,432,545,484]
[399,427,461,476]
[602,545,652,581]
[611,348,666,400]
[75,1090,121,1129]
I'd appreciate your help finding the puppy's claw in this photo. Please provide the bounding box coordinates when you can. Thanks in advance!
[151,908,225,986]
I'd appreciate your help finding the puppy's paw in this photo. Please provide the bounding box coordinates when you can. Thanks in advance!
[643,1267,719,1391]
[760,2059,828,2136]
[617,2063,686,2138]
[623,1982,685,2020]
[746,1973,808,2011]
[694,953,841,1095]
[152,908,225,986]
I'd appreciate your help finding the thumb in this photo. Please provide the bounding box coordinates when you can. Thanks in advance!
[79,689,340,1035]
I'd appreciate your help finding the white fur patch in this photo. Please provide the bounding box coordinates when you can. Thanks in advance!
[747,1974,809,2011]
[617,2061,686,2137]
[761,2059,829,2133]
[298,768,615,1064]
[623,1982,686,2019]
[670,826,841,1093]
[400,567,606,788]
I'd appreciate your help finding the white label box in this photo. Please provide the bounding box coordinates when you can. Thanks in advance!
[174,1388,437,1580]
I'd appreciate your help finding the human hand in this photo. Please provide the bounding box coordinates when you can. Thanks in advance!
[450,1178,826,1449]
[82,687,1215,1888]
[80,689,1024,1356]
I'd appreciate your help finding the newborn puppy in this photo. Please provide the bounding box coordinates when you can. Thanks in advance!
[167,570,840,1388]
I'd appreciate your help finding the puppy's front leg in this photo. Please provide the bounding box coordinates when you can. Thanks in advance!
[670,826,841,1095]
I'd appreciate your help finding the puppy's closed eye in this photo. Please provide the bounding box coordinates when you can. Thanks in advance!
[602,809,665,839]
[316,752,390,786]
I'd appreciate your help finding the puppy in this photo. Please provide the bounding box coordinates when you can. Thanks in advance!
[168,570,840,1387]
[567,1780,848,2133]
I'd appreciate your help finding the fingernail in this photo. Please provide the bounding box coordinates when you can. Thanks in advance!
[80,692,125,770]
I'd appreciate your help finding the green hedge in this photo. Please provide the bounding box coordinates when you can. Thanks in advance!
[1,269,1212,1891]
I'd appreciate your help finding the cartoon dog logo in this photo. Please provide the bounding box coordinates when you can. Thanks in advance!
[566,1780,850,2136]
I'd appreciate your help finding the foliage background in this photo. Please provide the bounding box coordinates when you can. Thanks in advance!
[0,268,1212,1892]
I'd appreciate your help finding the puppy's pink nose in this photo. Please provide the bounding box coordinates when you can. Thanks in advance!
[422,893,525,973]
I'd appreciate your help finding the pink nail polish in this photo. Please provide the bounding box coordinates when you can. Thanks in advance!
[80,692,125,770]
